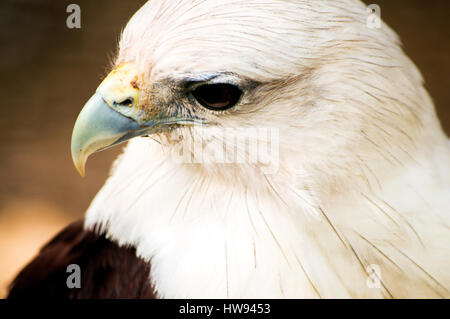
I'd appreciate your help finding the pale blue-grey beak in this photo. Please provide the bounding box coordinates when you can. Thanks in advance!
[71,93,151,176]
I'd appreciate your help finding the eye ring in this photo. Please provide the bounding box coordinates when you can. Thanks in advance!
[192,83,243,111]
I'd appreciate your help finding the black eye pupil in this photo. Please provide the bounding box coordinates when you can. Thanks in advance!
[192,83,242,110]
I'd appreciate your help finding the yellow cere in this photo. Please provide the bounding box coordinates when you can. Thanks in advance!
[96,62,140,116]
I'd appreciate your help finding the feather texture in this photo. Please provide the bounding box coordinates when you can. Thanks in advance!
[14,0,450,298]
[84,0,450,298]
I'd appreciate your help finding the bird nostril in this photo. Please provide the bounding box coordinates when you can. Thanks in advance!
[114,98,134,108]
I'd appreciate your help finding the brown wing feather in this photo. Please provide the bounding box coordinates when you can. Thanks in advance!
[7,220,157,299]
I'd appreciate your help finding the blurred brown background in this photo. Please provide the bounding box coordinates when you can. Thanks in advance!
[0,0,449,297]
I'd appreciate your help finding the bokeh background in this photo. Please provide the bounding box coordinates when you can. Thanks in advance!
[0,0,449,297]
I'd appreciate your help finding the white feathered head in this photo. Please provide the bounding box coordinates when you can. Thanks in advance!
[72,0,444,196]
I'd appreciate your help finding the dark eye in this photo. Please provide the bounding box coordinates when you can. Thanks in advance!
[192,83,242,111]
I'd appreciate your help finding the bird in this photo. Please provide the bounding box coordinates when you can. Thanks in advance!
[8,0,450,298]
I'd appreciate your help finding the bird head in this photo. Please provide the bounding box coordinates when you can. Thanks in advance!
[71,0,440,195]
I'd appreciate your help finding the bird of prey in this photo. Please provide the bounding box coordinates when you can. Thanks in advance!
[8,0,450,298]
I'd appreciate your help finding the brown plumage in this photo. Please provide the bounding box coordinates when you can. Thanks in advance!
[8,221,156,299]
[9,0,450,298]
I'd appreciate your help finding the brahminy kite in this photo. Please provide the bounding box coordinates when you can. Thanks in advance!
[8,0,450,298]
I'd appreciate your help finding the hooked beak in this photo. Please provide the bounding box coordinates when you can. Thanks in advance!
[71,62,200,176]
